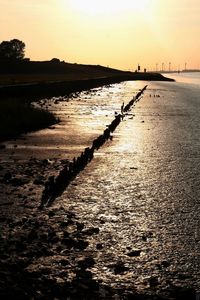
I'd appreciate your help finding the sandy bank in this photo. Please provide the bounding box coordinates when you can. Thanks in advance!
[0,73,174,101]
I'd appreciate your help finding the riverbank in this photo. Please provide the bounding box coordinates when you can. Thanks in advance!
[0,63,173,142]
[0,73,173,101]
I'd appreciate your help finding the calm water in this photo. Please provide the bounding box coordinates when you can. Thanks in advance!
[54,73,200,294]
[2,73,200,295]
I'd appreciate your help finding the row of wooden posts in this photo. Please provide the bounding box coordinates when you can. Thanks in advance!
[40,85,148,208]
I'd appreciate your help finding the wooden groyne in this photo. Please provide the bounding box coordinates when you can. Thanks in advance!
[39,85,148,208]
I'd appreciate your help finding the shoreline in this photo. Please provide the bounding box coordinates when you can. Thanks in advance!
[0,73,174,101]
[0,81,198,300]
[0,72,174,142]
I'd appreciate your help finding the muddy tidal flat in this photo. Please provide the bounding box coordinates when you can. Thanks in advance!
[0,76,200,299]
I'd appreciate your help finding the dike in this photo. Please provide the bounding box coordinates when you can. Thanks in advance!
[0,73,174,101]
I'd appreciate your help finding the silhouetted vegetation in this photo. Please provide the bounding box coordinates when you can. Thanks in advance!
[0,42,174,142]
[0,39,25,61]
[0,59,174,80]
[0,59,125,76]
[0,99,57,142]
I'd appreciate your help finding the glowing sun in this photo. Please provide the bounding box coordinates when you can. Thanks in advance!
[68,0,150,16]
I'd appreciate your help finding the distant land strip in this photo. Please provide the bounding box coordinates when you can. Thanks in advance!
[0,60,174,100]
[0,73,173,100]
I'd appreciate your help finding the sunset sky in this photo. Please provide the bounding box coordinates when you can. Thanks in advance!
[1,0,200,71]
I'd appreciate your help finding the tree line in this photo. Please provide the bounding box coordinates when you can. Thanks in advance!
[0,39,25,61]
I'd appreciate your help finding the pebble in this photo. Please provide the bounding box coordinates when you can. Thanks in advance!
[78,257,95,269]
[96,243,103,250]
[113,261,129,275]
[75,239,89,250]
[149,277,159,287]
[127,250,141,257]
[82,227,100,236]
[10,177,29,186]
[33,176,45,185]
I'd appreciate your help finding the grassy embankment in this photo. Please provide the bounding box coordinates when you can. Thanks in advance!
[0,60,174,142]
[0,61,128,85]
[0,62,127,141]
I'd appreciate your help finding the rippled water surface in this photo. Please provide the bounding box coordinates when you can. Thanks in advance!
[55,74,200,293]
[2,73,200,295]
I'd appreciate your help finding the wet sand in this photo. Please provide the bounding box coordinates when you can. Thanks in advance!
[0,80,199,299]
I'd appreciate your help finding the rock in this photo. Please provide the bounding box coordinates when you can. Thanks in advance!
[161,260,170,268]
[33,176,45,185]
[61,237,75,248]
[149,276,159,287]
[59,259,69,266]
[48,210,56,217]
[127,250,141,257]
[61,159,69,164]
[100,219,105,224]
[40,232,48,241]
[76,222,84,231]
[67,211,76,219]
[142,231,153,240]
[0,201,14,206]
[63,231,69,238]
[96,243,103,250]
[60,221,70,227]
[172,287,196,300]
[41,159,50,165]
[50,235,60,244]
[10,177,29,186]
[73,274,99,292]
[15,240,27,252]
[66,225,77,234]
[0,144,6,149]
[142,235,147,242]
[75,239,89,250]
[47,229,56,240]
[3,172,12,181]
[82,227,100,236]
[22,217,28,224]
[27,230,38,241]
[113,261,129,275]
[177,273,190,280]
[17,193,23,198]
[78,257,95,269]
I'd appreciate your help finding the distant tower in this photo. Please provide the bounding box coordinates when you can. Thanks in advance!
[162,63,164,72]
[138,64,141,72]
[169,62,171,72]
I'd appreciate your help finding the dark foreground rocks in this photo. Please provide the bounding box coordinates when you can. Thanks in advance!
[1,203,197,300]
[0,158,198,299]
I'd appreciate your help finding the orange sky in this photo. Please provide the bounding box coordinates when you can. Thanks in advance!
[1,0,200,71]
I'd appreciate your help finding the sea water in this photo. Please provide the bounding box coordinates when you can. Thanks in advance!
[55,72,200,295]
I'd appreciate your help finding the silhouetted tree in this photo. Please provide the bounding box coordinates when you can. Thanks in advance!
[0,39,25,61]
[50,58,61,63]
